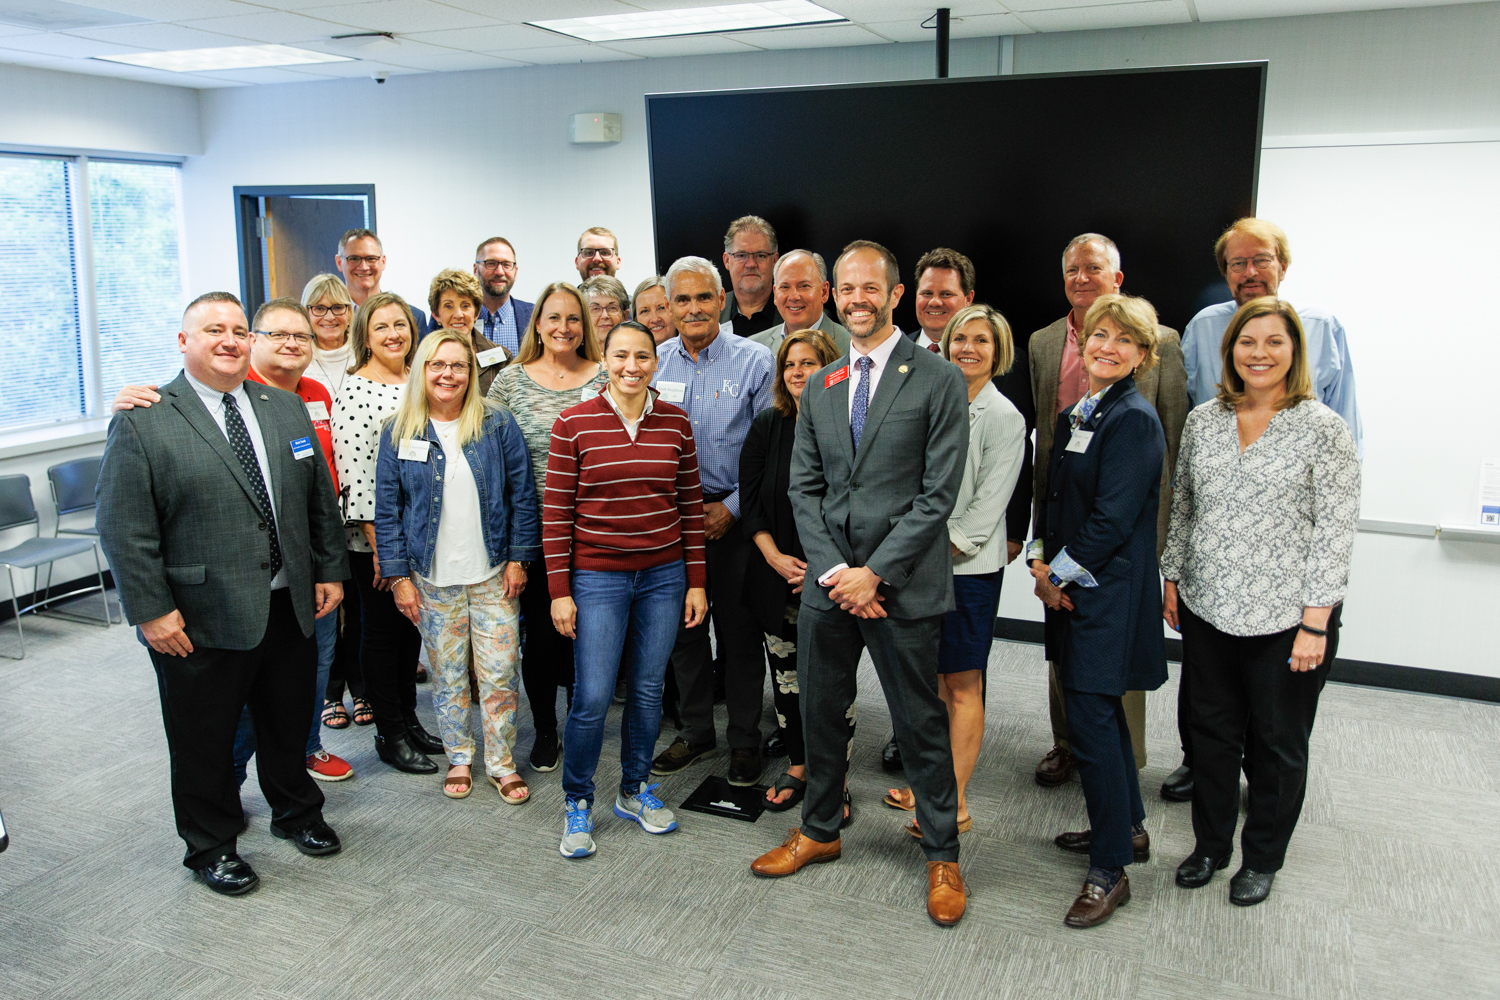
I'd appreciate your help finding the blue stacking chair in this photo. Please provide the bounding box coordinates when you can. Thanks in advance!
[0,474,111,659]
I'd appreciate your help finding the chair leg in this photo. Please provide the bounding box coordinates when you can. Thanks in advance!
[3,567,23,660]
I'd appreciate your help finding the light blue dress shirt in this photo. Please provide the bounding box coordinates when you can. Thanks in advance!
[480,299,518,354]
[1181,300,1363,456]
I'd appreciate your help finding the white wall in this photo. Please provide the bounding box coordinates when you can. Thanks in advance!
[0,63,201,156]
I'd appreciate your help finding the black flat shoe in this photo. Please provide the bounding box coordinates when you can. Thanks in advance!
[763,772,806,812]
[881,735,903,774]
[1229,867,1275,906]
[404,720,444,755]
[529,730,561,772]
[196,854,259,896]
[1160,764,1194,802]
[727,748,762,787]
[1175,852,1231,888]
[762,733,787,759]
[271,817,341,857]
[840,788,854,830]
[376,734,439,774]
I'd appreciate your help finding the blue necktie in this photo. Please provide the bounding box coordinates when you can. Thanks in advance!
[850,356,873,449]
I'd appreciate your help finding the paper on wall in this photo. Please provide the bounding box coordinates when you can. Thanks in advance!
[1481,458,1500,526]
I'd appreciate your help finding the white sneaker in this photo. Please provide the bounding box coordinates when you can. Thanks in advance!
[614,781,678,834]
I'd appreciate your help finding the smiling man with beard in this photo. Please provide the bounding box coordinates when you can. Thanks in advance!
[471,236,534,354]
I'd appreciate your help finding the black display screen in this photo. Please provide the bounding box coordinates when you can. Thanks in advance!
[645,63,1264,338]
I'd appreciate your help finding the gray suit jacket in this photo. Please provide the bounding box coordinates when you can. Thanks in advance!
[790,332,969,619]
[750,313,851,357]
[97,372,349,650]
[1028,317,1188,554]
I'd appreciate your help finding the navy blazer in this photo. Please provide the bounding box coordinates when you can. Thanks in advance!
[1036,377,1168,696]
[424,297,533,338]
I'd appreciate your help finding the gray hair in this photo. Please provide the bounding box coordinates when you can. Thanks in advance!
[772,249,827,284]
[580,275,629,313]
[665,255,723,297]
[723,215,778,253]
[1061,233,1121,273]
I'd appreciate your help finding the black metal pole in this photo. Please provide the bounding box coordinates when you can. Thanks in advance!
[936,8,950,78]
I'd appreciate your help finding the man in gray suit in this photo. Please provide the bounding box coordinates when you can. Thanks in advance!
[749,249,850,356]
[1027,233,1188,791]
[750,242,970,927]
[97,292,350,896]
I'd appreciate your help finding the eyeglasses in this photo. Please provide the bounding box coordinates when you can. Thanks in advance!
[478,259,517,272]
[426,360,471,375]
[257,331,312,345]
[308,303,349,317]
[577,247,616,259]
[727,251,774,264]
[589,302,624,317]
[1226,254,1277,274]
[340,254,383,266]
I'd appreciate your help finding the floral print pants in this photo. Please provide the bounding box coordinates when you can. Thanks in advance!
[414,573,521,778]
[767,604,855,767]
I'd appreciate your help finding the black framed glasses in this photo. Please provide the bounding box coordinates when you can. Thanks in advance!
[577,247,616,259]
[308,303,349,317]
[427,360,471,375]
[478,259,518,272]
[727,251,774,264]
[257,331,312,345]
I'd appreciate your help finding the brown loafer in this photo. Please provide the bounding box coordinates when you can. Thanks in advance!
[1035,745,1075,787]
[751,828,841,878]
[1053,826,1150,862]
[1064,873,1130,928]
[926,861,967,926]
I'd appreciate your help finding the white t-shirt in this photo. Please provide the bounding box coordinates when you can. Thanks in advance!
[425,418,500,588]
[307,342,354,401]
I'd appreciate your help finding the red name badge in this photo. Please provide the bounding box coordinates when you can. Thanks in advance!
[825,366,850,388]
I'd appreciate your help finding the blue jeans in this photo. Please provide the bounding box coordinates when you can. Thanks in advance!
[235,610,338,784]
[561,561,686,806]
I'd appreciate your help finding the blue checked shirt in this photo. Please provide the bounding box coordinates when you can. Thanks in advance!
[653,329,774,518]
[479,299,519,354]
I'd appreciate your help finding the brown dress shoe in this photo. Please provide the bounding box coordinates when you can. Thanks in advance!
[1064,873,1130,928]
[1034,745,1075,787]
[1053,826,1150,862]
[927,861,967,926]
[751,828,841,878]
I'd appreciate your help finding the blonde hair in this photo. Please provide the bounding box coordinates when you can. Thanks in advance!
[387,329,495,448]
[1214,218,1291,278]
[1215,297,1315,412]
[301,273,353,311]
[941,304,1013,379]
[772,328,838,417]
[1080,293,1160,375]
[513,281,601,366]
[427,268,483,318]
[348,292,419,375]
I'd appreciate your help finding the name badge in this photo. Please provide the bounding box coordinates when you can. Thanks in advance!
[1065,430,1094,454]
[398,439,431,462]
[305,400,329,422]
[290,436,315,460]
[475,347,507,368]
[825,366,849,388]
[580,386,599,401]
[656,380,686,403]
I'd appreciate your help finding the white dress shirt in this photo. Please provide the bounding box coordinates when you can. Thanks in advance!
[915,329,940,352]
[845,328,903,421]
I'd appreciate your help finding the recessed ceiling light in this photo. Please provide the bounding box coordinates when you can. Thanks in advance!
[96,44,354,73]
[529,1,846,43]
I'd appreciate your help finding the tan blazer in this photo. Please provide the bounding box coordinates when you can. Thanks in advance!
[1028,316,1188,555]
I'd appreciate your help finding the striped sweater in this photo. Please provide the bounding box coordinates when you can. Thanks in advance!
[543,393,707,599]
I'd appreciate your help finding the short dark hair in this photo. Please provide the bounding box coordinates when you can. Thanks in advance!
[914,247,975,295]
[251,297,311,332]
[603,319,654,354]
[338,228,382,255]
[834,240,900,291]
[183,291,242,324]
[475,236,516,260]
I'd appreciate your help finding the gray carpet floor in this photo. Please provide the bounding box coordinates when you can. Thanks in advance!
[0,594,1497,1000]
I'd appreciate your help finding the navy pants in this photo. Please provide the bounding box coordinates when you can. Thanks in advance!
[1064,688,1145,868]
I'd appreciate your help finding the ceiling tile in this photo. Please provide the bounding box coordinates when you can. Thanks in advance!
[400,22,575,50]
[288,0,505,33]
[424,0,637,19]
[0,30,139,55]
[486,41,640,64]
[596,33,762,57]
[1013,1,1191,32]
[0,22,44,36]
[823,0,1006,19]
[727,21,891,48]
[178,10,352,43]
[1194,0,1470,19]
[865,10,1030,40]
[61,0,265,19]
[366,38,524,69]
[187,64,339,83]
[61,21,245,48]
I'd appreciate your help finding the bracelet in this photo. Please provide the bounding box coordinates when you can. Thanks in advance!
[1298,623,1327,637]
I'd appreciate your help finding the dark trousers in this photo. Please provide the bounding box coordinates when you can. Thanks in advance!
[1176,645,1193,768]
[325,573,364,702]
[519,566,574,737]
[799,604,958,862]
[1064,688,1145,868]
[668,522,765,750]
[148,589,325,869]
[349,550,422,741]
[1181,601,1340,872]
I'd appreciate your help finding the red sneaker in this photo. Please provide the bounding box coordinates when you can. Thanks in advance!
[306,750,354,782]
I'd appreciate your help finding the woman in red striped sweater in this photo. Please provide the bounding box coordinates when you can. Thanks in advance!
[544,320,709,859]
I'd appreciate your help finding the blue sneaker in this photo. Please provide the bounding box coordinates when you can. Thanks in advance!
[614,781,678,834]
[559,799,596,858]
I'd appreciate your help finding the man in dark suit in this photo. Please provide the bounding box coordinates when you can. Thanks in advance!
[97,292,350,896]
[749,242,970,927]
[473,236,534,353]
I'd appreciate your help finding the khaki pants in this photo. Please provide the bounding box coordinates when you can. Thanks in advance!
[1048,660,1147,769]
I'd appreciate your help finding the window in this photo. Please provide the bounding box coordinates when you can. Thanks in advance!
[0,152,185,435]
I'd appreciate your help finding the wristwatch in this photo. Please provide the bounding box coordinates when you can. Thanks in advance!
[1048,572,1065,589]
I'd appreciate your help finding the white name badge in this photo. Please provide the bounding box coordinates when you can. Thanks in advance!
[398,439,431,462]
[580,386,599,401]
[656,380,686,403]
[1065,430,1095,454]
[305,400,329,422]
[475,347,507,368]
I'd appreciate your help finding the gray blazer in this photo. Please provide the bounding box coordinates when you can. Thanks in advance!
[1028,317,1188,554]
[790,332,969,619]
[97,372,349,650]
[750,313,851,357]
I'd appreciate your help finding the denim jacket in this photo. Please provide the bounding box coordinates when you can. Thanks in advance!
[373,408,541,581]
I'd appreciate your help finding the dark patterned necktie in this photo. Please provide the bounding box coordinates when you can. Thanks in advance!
[850,356,873,449]
[222,393,283,576]
[927,343,940,353]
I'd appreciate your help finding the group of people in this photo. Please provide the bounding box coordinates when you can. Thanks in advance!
[95,214,1361,932]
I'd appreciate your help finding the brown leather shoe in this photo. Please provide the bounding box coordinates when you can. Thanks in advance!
[927,861,967,926]
[751,828,841,878]
[1034,745,1075,786]
[1053,826,1150,862]
[1064,873,1130,928]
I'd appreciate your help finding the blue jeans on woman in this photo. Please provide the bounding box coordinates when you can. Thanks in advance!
[234,608,338,784]
[562,561,686,806]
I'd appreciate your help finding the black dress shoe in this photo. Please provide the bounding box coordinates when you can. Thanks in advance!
[1175,852,1231,888]
[376,734,439,774]
[196,854,259,896]
[272,817,341,857]
[762,733,787,759]
[1160,763,1194,802]
[881,735,903,773]
[1053,827,1151,863]
[404,720,444,755]
[1229,867,1275,906]
[727,748,762,787]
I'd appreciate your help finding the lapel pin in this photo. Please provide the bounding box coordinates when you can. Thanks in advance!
[898,365,909,374]
[259,394,269,400]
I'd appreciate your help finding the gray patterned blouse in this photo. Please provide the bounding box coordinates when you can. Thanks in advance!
[1161,398,1360,637]
[487,362,609,497]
